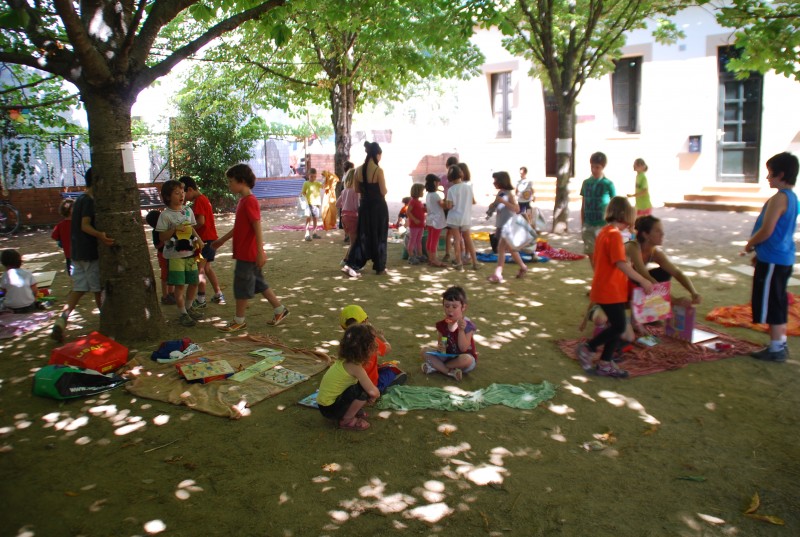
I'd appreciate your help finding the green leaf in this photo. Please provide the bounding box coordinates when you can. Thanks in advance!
[0,8,30,29]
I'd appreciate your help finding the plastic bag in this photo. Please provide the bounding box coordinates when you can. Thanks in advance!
[500,214,537,250]
[296,195,308,218]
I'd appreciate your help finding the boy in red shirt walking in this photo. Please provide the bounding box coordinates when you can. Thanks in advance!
[213,164,289,332]
[179,176,224,307]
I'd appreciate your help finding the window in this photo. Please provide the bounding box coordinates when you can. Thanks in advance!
[612,57,641,133]
[491,71,512,138]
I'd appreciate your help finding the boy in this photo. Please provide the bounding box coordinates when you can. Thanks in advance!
[145,210,175,305]
[1,249,38,313]
[51,198,73,275]
[743,152,799,362]
[420,286,477,381]
[339,304,406,391]
[51,168,115,342]
[580,152,615,270]
[179,176,224,307]
[213,163,289,332]
[301,168,322,241]
[155,179,204,327]
[516,166,535,223]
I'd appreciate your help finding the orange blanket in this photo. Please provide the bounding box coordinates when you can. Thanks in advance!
[705,294,800,336]
[558,324,759,377]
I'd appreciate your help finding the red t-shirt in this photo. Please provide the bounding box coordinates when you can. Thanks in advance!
[590,225,628,304]
[51,219,72,259]
[192,194,218,241]
[408,198,426,229]
[233,194,260,262]
[364,338,388,386]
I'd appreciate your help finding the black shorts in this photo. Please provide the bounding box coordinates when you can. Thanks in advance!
[317,383,368,420]
[751,260,792,325]
[233,260,269,299]
[201,243,217,262]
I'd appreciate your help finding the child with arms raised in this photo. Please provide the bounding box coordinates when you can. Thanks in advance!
[420,286,477,381]
[576,197,652,378]
[317,323,381,431]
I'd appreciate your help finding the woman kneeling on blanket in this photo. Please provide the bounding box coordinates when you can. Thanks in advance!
[317,324,380,431]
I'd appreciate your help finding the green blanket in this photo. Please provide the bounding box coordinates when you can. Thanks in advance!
[376,382,556,412]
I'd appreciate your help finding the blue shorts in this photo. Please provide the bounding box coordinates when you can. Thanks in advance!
[201,243,216,262]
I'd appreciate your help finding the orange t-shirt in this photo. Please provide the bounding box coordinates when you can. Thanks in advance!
[363,337,388,386]
[589,224,628,304]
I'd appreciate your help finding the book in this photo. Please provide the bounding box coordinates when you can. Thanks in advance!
[229,355,285,382]
[256,366,309,388]
[178,359,235,384]
[298,391,319,408]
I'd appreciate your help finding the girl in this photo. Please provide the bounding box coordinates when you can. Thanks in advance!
[336,170,359,266]
[576,197,653,378]
[626,215,701,306]
[317,323,381,431]
[406,183,426,264]
[627,158,652,217]
[445,165,478,271]
[487,171,528,283]
[424,174,447,267]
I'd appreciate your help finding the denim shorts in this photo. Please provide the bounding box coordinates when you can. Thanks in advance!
[71,259,101,293]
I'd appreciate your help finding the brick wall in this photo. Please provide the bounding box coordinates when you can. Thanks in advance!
[307,154,336,176]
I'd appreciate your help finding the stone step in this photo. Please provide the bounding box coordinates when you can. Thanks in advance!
[683,192,771,204]
[663,200,762,212]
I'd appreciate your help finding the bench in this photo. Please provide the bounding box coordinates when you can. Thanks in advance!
[62,186,164,209]
[252,179,305,200]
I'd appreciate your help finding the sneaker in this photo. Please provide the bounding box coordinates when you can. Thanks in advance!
[187,306,204,320]
[341,265,361,278]
[267,307,290,326]
[179,313,196,327]
[575,342,595,371]
[454,264,464,272]
[161,294,177,305]
[421,362,436,374]
[219,320,247,333]
[448,368,463,381]
[408,257,420,265]
[391,372,408,386]
[211,293,225,305]
[304,235,311,241]
[50,316,66,342]
[191,299,207,309]
[312,233,321,239]
[441,254,450,263]
[750,346,787,363]
[595,361,629,378]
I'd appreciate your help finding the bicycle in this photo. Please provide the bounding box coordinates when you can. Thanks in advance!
[0,199,20,235]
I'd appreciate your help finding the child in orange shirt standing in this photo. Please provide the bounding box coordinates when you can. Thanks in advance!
[576,197,652,378]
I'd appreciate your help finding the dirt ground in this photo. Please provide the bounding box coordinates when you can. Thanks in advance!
[0,199,798,537]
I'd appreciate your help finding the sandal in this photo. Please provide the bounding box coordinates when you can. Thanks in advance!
[447,368,463,381]
[356,409,369,418]
[338,417,370,431]
[487,274,504,284]
[516,267,528,279]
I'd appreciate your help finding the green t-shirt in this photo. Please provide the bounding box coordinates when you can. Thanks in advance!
[635,172,652,211]
[580,176,615,226]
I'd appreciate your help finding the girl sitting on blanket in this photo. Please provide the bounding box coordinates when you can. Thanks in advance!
[626,216,702,307]
[317,324,380,431]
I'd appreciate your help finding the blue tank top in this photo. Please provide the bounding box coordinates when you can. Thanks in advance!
[753,188,798,266]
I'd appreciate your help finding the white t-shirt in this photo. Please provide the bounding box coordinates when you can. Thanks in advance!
[426,191,446,230]
[517,178,535,202]
[1,268,36,309]
[446,182,474,227]
[155,207,197,259]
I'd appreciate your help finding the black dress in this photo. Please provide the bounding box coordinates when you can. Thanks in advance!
[346,163,388,273]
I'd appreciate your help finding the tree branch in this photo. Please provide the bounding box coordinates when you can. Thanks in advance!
[0,73,59,95]
[52,0,112,84]
[0,93,79,110]
[116,0,149,73]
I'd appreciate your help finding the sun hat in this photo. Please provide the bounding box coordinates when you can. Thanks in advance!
[339,305,368,329]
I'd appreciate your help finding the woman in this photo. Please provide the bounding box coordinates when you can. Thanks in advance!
[626,215,701,306]
[342,142,389,277]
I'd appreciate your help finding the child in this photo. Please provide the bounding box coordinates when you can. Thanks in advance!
[145,210,175,305]
[627,158,652,217]
[580,152,616,270]
[336,169,359,266]
[743,152,799,362]
[212,163,289,332]
[51,198,73,275]
[445,166,478,271]
[336,161,354,233]
[339,304,406,391]
[396,197,411,231]
[424,174,447,267]
[516,166,535,222]
[440,156,459,262]
[1,249,38,313]
[51,168,115,343]
[406,183,426,265]
[487,171,528,283]
[317,323,381,431]
[301,168,322,241]
[156,179,205,327]
[576,197,652,378]
[179,176,224,307]
[420,286,477,381]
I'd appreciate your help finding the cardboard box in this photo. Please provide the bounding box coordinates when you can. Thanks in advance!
[666,305,696,341]
[49,331,129,374]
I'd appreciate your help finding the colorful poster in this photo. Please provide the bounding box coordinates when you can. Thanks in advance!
[631,281,671,323]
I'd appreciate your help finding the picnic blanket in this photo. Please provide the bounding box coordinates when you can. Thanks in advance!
[558,324,761,377]
[706,294,800,336]
[123,335,331,419]
[0,310,56,339]
[376,382,556,411]
[475,252,548,264]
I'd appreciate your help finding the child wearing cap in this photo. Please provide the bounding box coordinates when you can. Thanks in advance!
[339,304,407,392]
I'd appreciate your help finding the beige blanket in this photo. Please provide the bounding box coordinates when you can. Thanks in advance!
[123,335,331,419]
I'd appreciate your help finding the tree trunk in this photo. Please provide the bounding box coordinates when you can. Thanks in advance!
[83,90,165,341]
[330,82,354,178]
[551,99,576,233]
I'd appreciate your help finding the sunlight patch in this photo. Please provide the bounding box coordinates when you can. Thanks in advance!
[153,414,170,425]
[434,442,471,458]
[405,502,453,523]
[144,519,167,534]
